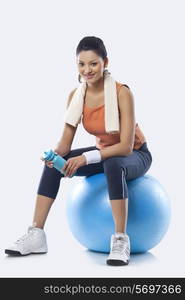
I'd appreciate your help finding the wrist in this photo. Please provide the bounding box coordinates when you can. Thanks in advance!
[82,150,101,165]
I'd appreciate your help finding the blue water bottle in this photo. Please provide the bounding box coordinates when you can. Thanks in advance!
[42,149,76,177]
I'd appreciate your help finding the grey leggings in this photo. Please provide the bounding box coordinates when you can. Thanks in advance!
[37,142,152,200]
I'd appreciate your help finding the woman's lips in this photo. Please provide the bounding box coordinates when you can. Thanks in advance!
[85,74,95,79]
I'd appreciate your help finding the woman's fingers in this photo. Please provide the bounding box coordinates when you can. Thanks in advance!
[64,164,77,177]
[40,156,54,168]
[62,162,71,176]
[46,161,54,168]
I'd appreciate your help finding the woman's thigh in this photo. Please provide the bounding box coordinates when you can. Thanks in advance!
[121,149,152,181]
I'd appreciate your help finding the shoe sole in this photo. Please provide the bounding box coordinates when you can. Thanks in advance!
[5,250,47,256]
[106,259,129,266]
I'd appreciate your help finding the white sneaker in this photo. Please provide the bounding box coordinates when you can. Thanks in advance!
[106,233,130,266]
[5,225,48,256]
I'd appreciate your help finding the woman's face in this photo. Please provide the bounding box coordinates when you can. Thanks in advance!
[76,50,108,83]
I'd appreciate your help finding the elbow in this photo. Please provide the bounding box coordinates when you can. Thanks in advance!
[121,144,133,156]
[123,150,132,156]
[127,149,133,155]
[127,144,134,155]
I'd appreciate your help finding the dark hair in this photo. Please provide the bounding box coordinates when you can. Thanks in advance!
[76,36,108,82]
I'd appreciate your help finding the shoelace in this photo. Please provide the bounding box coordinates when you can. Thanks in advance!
[15,226,35,244]
[112,237,129,254]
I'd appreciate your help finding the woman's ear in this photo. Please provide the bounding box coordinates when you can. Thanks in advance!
[104,57,109,68]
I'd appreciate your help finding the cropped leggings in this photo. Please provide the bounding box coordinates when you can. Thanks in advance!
[37,142,152,200]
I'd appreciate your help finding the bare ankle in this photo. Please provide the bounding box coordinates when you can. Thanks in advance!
[32,221,44,229]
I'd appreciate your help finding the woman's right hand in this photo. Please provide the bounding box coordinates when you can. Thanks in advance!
[40,148,70,168]
[40,155,54,168]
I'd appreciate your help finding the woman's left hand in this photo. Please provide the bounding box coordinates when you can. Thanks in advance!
[61,155,86,177]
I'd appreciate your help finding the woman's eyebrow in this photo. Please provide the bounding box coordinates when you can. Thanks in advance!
[78,59,98,63]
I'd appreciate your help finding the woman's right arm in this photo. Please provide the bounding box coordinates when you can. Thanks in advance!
[54,88,77,157]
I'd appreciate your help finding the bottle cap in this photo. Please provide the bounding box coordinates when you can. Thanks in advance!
[42,149,55,161]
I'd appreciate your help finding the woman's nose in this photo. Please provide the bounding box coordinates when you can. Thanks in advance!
[84,66,92,74]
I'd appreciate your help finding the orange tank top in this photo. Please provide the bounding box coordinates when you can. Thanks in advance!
[82,81,146,150]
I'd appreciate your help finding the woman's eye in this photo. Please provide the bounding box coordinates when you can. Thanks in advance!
[78,63,97,66]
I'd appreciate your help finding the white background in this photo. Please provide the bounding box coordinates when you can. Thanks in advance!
[0,0,184,277]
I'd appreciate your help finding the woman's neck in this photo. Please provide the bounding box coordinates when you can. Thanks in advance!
[86,76,104,93]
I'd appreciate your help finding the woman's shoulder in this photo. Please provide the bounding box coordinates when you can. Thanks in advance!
[69,87,77,97]
[116,81,130,95]
[66,88,77,108]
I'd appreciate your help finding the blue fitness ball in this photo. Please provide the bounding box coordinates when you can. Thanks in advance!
[66,173,171,253]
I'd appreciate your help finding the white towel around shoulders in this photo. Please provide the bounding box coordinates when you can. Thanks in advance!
[64,70,120,134]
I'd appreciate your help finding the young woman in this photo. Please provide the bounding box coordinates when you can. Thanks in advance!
[5,36,152,266]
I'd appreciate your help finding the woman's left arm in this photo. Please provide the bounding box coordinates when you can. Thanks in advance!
[100,86,136,160]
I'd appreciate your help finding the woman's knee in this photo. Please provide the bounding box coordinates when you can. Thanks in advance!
[41,164,64,181]
[103,157,125,175]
